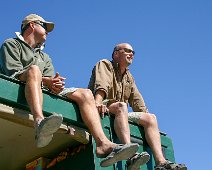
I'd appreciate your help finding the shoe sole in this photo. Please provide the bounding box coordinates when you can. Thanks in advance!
[100,143,139,167]
[155,168,187,170]
[36,114,63,148]
[127,152,150,170]
[155,165,187,170]
[36,134,53,148]
[39,114,63,136]
[177,167,187,170]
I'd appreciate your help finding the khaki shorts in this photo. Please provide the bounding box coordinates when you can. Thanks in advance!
[128,112,144,124]
[58,87,78,97]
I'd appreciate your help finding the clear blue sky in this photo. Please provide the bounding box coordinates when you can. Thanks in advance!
[1,1,211,169]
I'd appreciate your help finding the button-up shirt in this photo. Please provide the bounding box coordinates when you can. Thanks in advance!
[88,59,148,112]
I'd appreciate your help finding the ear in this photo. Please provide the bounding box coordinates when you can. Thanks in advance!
[114,50,118,56]
[113,51,119,61]
[29,22,35,30]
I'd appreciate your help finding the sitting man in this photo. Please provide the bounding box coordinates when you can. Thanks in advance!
[0,14,139,167]
[88,43,187,170]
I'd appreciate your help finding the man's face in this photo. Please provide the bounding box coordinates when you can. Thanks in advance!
[116,44,135,67]
[32,21,48,44]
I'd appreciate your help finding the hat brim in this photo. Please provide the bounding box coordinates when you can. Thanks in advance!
[45,22,54,32]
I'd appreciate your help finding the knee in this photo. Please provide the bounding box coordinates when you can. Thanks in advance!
[141,113,158,127]
[112,102,128,116]
[77,89,94,102]
[117,102,127,110]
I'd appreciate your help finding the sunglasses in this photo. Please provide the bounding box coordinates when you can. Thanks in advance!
[116,48,135,55]
[33,21,47,31]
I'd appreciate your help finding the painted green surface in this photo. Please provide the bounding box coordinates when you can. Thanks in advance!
[0,74,85,127]
[0,74,175,170]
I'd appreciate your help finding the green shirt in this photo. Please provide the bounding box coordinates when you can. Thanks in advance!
[88,59,148,112]
[0,35,54,78]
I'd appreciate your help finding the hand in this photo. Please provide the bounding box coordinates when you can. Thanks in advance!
[43,72,65,94]
[51,72,66,94]
[96,103,109,118]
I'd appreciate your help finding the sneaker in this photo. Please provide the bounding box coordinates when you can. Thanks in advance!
[35,114,63,148]
[126,152,150,170]
[155,161,187,170]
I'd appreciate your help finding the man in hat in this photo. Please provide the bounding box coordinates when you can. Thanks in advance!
[0,15,139,167]
[88,43,187,170]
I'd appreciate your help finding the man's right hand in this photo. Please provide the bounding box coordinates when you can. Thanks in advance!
[96,103,109,118]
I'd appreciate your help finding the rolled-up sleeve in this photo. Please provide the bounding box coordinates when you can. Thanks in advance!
[89,59,113,99]
[0,39,24,77]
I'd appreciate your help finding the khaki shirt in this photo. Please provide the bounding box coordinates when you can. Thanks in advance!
[0,35,54,78]
[88,59,148,112]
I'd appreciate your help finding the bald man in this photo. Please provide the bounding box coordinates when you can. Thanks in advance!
[88,43,187,170]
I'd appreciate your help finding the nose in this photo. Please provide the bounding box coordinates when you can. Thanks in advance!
[129,53,134,59]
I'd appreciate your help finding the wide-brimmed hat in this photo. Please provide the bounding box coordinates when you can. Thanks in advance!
[21,14,54,32]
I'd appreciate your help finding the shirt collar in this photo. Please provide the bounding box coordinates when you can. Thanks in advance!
[15,32,25,42]
[15,32,45,50]
[112,60,129,72]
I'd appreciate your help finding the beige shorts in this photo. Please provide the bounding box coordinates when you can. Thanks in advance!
[128,112,144,124]
[58,87,78,97]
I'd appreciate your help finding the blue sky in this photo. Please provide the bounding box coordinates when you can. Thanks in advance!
[1,1,211,169]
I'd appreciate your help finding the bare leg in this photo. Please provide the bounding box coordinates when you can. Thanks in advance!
[138,113,166,165]
[66,88,116,156]
[19,65,44,121]
[108,102,131,144]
